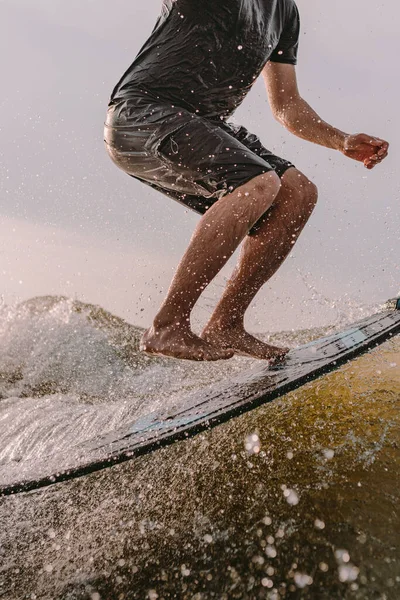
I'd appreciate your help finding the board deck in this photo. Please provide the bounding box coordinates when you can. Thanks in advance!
[1,298,399,496]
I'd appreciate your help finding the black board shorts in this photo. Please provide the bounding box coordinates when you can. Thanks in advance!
[104,96,295,216]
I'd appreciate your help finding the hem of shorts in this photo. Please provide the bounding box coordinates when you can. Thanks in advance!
[268,57,297,65]
[219,168,274,199]
[275,161,295,179]
[219,163,295,199]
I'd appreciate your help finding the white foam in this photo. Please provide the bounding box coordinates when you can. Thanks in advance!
[0,297,247,467]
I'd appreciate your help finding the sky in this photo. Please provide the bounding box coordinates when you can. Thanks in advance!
[0,0,398,332]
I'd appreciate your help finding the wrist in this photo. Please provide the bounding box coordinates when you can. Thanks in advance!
[333,130,348,152]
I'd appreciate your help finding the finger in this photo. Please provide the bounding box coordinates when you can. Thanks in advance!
[373,150,389,162]
[368,157,382,166]
[366,156,385,168]
[366,137,388,149]
[375,140,389,150]
[375,142,389,153]
[364,157,377,168]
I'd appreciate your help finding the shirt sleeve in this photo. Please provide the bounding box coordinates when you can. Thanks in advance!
[269,2,300,65]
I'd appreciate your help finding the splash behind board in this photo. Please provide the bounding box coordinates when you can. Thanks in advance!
[1,298,400,496]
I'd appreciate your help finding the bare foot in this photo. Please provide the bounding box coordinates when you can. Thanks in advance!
[140,325,234,361]
[201,324,288,362]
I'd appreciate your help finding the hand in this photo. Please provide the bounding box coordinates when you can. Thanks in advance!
[342,133,389,169]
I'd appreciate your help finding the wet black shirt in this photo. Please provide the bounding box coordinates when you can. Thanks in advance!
[110,0,300,119]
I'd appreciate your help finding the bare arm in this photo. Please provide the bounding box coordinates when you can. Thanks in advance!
[262,62,389,169]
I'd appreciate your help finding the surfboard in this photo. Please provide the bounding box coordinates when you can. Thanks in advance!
[1,298,399,496]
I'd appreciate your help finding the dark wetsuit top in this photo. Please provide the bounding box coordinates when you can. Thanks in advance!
[110,0,300,119]
[105,0,300,222]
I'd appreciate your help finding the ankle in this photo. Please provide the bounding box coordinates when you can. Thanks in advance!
[153,310,191,330]
[205,315,244,331]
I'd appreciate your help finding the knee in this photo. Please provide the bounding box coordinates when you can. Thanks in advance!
[306,179,318,207]
[252,171,282,203]
[294,174,318,214]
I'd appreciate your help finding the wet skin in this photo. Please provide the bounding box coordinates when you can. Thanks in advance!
[140,171,283,361]
[200,325,289,362]
[140,324,234,362]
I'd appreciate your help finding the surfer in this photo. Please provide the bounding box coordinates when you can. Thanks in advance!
[104,0,389,361]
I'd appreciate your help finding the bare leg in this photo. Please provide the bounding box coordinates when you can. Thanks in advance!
[140,171,281,361]
[201,168,318,359]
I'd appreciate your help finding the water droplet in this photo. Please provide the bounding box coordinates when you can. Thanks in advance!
[335,549,350,563]
[338,564,359,583]
[181,564,190,577]
[323,448,335,459]
[265,545,277,558]
[294,572,313,588]
[283,488,299,505]
[245,433,261,454]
